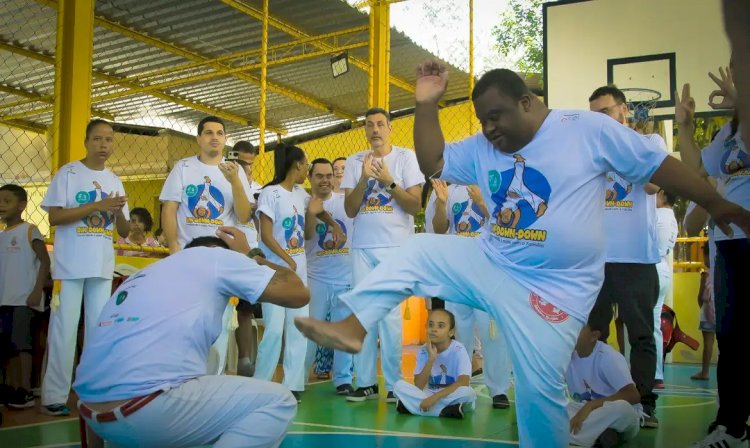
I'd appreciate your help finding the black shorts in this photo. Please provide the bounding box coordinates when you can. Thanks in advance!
[0,306,34,355]
[236,300,262,317]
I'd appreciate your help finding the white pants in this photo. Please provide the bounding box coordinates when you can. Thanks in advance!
[255,262,309,391]
[206,302,235,376]
[305,278,354,387]
[42,277,112,406]
[341,234,583,448]
[445,302,512,396]
[392,379,476,417]
[82,375,297,448]
[567,400,641,447]
[351,247,403,391]
[654,267,671,381]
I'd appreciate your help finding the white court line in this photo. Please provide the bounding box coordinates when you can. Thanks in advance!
[293,421,518,444]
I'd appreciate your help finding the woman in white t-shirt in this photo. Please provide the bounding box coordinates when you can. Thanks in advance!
[254,145,342,402]
[393,308,476,418]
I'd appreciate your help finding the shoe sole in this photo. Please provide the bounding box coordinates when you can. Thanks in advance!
[7,402,35,410]
[336,390,352,395]
[346,394,379,402]
[492,402,510,409]
[642,421,659,429]
[41,409,70,416]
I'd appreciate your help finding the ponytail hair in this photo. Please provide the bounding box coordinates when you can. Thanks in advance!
[265,144,306,187]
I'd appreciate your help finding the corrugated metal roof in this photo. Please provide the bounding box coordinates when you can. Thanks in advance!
[0,0,473,142]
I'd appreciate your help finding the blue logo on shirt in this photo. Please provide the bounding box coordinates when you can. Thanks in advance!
[187,176,225,219]
[720,137,749,176]
[316,219,348,251]
[284,207,305,252]
[489,155,550,233]
[362,179,393,210]
[452,200,485,234]
[78,181,112,228]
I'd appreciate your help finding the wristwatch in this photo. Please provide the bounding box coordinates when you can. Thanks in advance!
[385,182,397,193]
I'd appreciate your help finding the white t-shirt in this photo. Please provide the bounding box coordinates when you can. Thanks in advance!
[425,185,487,237]
[341,147,424,249]
[566,341,634,403]
[256,184,310,269]
[159,156,254,249]
[0,223,44,309]
[73,247,275,402]
[701,122,749,240]
[305,193,353,286]
[415,340,472,392]
[655,207,678,278]
[238,180,262,249]
[603,134,665,264]
[42,161,129,280]
[441,110,667,322]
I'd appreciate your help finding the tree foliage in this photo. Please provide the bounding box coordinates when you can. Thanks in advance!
[492,0,545,75]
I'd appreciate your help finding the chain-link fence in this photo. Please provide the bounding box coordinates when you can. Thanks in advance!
[1,0,486,257]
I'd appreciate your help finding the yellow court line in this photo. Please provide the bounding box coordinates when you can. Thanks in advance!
[292,421,518,444]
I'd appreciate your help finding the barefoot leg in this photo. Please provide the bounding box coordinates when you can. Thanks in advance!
[295,314,366,354]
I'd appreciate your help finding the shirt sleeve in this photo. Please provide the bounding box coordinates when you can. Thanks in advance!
[41,168,69,211]
[455,343,473,377]
[423,190,438,234]
[594,116,669,185]
[341,153,363,190]
[159,161,185,202]
[656,211,676,258]
[402,150,425,189]
[599,346,635,393]
[217,250,276,304]
[115,175,130,218]
[441,134,481,186]
[701,124,731,178]
[414,346,428,375]
[256,187,277,223]
[29,225,44,242]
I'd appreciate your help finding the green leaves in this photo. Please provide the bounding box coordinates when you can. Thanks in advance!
[492,0,545,76]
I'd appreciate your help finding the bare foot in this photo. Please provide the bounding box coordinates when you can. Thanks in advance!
[690,372,710,380]
[294,316,365,353]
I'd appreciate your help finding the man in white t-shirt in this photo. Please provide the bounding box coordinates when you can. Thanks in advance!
[587,85,665,426]
[566,321,641,447]
[232,140,264,377]
[40,119,131,416]
[295,61,750,447]
[340,108,424,402]
[304,158,355,393]
[73,227,308,448]
[159,116,253,254]
[653,189,678,388]
[425,180,513,409]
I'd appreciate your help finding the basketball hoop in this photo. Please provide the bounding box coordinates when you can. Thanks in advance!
[621,88,661,130]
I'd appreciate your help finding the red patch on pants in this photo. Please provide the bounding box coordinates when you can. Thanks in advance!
[529,292,569,323]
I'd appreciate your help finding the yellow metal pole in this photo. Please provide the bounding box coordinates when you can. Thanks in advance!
[469,0,476,133]
[259,0,268,156]
[52,0,95,173]
[368,0,390,109]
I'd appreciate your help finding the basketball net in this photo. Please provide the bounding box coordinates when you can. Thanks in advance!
[622,88,661,133]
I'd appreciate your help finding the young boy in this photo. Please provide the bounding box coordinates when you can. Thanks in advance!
[393,308,476,418]
[41,119,130,416]
[0,184,51,409]
[567,321,641,447]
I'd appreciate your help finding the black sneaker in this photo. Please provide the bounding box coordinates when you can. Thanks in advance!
[42,404,71,416]
[385,391,398,403]
[336,384,354,395]
[346,385,379,402]
[396,400,412,415]
[594,428,619,448]
[492,394,510,409]
[291,391,302,403]
[7,388,35,409]
[439,403,464,419]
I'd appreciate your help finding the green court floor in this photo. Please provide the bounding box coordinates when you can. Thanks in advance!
[0,364,719,447]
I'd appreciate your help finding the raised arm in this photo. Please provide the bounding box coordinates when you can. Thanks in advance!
[414,61,450,177]
[675,83,708,178]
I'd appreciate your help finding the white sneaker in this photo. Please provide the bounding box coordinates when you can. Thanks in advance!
[690,425,748,448]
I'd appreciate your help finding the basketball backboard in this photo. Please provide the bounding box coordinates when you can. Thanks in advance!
[544,0,731,119]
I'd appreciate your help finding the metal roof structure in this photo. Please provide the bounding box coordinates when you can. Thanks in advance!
[0,0,476,142]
